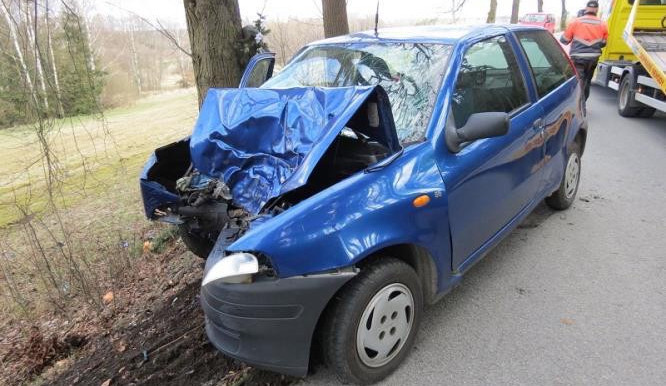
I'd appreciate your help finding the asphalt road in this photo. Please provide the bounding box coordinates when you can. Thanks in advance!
[306,86,666,385]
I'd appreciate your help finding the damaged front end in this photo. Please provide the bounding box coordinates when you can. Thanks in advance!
[139,85,400,261]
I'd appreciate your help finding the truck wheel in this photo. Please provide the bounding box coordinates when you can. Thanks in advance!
[321,258,423,384]
[617,75,642,117]
[178,224,214,259]
[546,141,581,210]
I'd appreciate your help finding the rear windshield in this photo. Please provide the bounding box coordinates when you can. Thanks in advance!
[523,14,547,22]
[263,43,452,143]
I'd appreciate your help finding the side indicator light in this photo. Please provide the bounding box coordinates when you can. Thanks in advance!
[413,194,430,208]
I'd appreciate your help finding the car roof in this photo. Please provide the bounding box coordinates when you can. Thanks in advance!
[308,24,541,46]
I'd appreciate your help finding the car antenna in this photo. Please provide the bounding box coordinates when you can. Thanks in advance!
[374,1,380,38]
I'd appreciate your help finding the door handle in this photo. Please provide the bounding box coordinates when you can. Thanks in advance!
[533,118,544,130]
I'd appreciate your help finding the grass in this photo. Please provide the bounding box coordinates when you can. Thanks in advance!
[0,88,199,323]
[0,88,199,227]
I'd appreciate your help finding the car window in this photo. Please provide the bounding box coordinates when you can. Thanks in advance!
[263,43,452,144]
[516,30,576,98]
[523,14,547,22]
[452,35,529,128]
[244,58,273,87]
[635,0,666,5]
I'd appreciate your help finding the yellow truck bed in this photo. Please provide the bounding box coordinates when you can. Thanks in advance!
[634,32,666,71]
[621,1,666,92]
[600,0,666,64]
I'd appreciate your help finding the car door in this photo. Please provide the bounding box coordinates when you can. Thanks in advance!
[514,30,579,197]
[239,52,276,87]
[440,35,546,271]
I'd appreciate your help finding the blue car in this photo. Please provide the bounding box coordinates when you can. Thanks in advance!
[140,25,587,384]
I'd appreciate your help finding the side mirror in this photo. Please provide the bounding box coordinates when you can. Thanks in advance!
[445,112,509,153]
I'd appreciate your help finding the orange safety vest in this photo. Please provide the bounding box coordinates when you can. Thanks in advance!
[560,14,609,58]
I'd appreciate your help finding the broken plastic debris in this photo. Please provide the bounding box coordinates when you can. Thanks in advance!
[102,291,114,304]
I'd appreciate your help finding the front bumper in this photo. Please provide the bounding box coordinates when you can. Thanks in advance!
[200,271,356,376]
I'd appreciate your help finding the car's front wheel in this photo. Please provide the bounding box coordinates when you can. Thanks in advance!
[545,141,581,210]
[178,224,215,259]
[321,258,423,384]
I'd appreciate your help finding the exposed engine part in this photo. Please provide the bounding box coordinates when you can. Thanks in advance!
[170,168,257,257]
[177,202,229,231]
[176,171,232,206]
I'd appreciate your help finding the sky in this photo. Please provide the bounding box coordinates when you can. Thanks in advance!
[97,0,598,27]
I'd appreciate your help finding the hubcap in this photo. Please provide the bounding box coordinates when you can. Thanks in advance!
[356,283,414,368]
[564,153,580,199]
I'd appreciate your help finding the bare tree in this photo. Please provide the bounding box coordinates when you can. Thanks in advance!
[25,0,49,109]
[487,0,497,23]
[441,0,467,23]
[45,0,65,117]
[174,28,191,86]
[510,0,521,24]
[81,11,96,72]
[538,0,544,13]
[322,0,349,38]
[1,0,39,107]
[184,0,244,107]
[269,18,292,67]
[560,0,568,31]
[127,20,143,94]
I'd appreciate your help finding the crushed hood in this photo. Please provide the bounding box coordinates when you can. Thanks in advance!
[189,86,400,214]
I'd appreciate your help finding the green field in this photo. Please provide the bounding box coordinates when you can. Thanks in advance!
[0,89,198,227]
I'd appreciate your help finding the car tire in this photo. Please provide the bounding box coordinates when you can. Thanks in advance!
[178,224,214,259]
[638,107,656,118]
[617,75,642,117]
[546,141,581,210]
[321,258,423,385]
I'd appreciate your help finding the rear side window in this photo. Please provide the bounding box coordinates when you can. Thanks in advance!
[452,35,529,128]
[516,30,575,98]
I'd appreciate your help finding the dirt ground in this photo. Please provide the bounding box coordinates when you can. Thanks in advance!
[0,241,297,386]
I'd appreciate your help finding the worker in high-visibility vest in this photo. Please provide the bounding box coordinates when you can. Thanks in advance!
[560,1,609,100]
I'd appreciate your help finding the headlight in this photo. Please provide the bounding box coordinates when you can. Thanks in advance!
[202,252,259,286]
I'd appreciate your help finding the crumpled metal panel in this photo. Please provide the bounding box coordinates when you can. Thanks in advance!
[189,86,384,214]
[139,153,181,218]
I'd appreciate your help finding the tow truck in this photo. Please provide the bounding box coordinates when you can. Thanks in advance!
[593,0,666,117]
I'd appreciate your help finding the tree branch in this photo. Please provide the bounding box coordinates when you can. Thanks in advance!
[103,1,191,57]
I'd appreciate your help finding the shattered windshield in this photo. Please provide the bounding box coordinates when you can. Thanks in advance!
[262,42,452,143]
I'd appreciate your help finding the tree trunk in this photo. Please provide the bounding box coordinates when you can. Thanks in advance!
[537,0,544,13]
[322,0,349,38]
[45,0,65,117]
[184,0,244,107]
[82,14,96,72]
[25,1,49,110]
[486,0,497,23]
[1,0,39,107]
[510,0,521,24]
[560,0,568,31]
